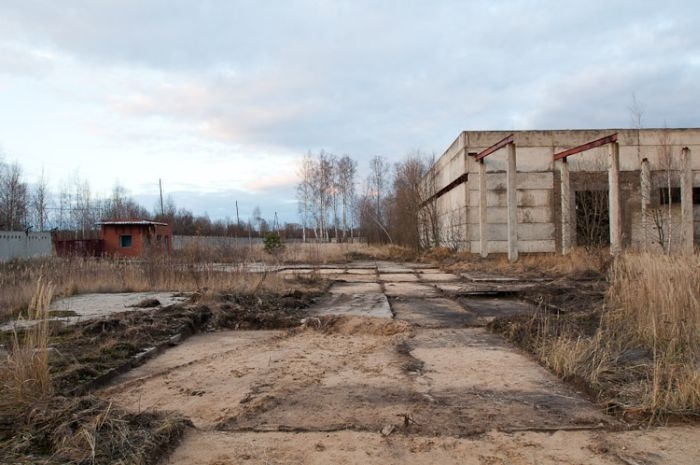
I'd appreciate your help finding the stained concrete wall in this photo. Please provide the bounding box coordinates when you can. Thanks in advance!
[423,129,700,255]
[0,232,53,262]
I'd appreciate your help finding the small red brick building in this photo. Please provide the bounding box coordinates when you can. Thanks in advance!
[97,220,172,258]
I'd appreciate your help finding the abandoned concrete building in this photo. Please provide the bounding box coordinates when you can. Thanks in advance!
[421,129,700,259]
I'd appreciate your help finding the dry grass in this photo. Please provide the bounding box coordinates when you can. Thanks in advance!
[1,395,189,464]
[603,252,700,417]
[0,255,311,322]
[439,246,610,279]
[498,251,700,420]
[1,280,54,411]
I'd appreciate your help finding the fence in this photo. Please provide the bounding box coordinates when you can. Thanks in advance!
[0,231,53,262]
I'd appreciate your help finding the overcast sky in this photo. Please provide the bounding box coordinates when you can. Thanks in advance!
[1,1,698,223]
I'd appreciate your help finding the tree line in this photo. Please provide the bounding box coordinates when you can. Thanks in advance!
[296,150,441,250]
[0,156,292,238]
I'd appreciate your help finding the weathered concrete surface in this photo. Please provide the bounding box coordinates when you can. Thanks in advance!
[391,298,480,327]
[329,282,383,294]
[1,292,189,331]
[458,297,536,321]
[379,273,419,282]
[417,272,460,282]
[309,293,392,319]
[383,282,441,298]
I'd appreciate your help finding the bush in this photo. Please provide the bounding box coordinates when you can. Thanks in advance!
[263,232,284,255]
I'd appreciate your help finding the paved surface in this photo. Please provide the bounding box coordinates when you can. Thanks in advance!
[98,261,700,465]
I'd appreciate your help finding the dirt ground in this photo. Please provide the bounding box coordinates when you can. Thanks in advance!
[94,261,699,465]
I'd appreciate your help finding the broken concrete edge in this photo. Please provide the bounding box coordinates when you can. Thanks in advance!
[65,324,195,397]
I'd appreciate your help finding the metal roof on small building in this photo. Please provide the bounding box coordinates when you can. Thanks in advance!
[96,220,169,226]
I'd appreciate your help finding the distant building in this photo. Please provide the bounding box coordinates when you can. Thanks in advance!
[97,220,172,258]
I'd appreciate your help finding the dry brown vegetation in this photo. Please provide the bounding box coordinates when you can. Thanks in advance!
[437,246,610,279]
[492,251,700,420]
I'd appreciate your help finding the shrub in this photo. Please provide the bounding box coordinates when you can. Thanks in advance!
[263,232,284,255]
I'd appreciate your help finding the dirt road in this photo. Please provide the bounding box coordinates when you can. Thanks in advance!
[99,261,699,464]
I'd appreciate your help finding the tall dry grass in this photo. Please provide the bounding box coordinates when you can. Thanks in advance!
[603,252,700,416]
[440,246,610,278]
[525,251,700,418]
[0,256,301,322]
[1,280,54,411]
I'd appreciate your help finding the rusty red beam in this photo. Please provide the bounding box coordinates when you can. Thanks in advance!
[473,134,514,162]
[553,133,618,161]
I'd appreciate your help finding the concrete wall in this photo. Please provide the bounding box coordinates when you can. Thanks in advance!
[0,232,52,262]
[424,129,700,255]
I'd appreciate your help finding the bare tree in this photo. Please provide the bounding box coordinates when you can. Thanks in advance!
[390,153,429,249]
[359,156,392,244]
[0,161,29,231]
[336,155,357,241]
[296,153,314,242]
[31,168,49,231]
[652,128,675,253]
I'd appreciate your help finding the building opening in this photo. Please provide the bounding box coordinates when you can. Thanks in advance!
[575,190,610,247]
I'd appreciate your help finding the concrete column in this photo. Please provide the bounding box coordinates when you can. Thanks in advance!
[506,143,518,262]
[680,147,694,255]
[640,158,651,248]
[608,142,621,256]
[478,160,488,257]
[558,158,571,255]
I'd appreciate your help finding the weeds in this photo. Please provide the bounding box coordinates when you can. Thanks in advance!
[1,280,54,411]
[492,251,700,421]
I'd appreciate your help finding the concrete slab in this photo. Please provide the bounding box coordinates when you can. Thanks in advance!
[418,273,460,282]
[335,274,380,283]
[458,297,536,321]
[407,328,610,429]
[345,261,377,269]
[308,293,392,319]
[329,282,382,294]
[391,298,480,327]
[1,292,190,331]
[379,273,419,282]
[415,268,444,274]
[344,268,377,275]
[383,282,440,298]
[317,268,345,276]
[436,282,540,295]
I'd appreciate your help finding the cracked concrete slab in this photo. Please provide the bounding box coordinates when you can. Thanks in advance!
[391,298,480,327]
[379,273,419,282]
[418,273,460,282]
[329,282,383,294]
[308,293,392,319]
[458,297,536,321]
[335,274,380,283]
[383,282,440,298]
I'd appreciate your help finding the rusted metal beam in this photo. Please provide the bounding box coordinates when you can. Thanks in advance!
[420,173,468,207]
[473,134,514,162]
[553,133,618,161]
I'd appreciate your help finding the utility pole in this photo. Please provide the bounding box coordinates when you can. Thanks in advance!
[158,179,164,216]
[235,200,240,242]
